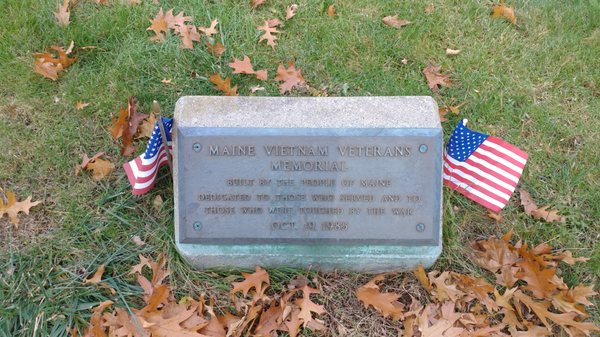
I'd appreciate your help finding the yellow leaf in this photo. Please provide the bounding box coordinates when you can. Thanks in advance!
[491,1,516,25]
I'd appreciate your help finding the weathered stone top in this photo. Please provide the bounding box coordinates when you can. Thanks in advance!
[175,96,440,129]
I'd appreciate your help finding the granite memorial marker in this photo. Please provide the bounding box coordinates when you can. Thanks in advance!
[174,96,442,272]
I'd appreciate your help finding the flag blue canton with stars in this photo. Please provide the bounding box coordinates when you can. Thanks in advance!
[446,120,488,161]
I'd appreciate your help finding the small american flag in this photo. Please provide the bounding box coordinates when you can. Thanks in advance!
[123,117,173,195]
[443,119,528,212]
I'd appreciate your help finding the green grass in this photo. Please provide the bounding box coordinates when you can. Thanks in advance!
[1,0,599,336]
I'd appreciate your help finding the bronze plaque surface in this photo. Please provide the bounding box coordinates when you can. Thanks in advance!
[177,131,441,245]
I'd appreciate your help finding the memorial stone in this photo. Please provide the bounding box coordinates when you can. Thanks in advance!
[174,96,442,272]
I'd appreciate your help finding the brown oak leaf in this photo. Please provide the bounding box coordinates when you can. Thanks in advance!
[519,189,566,223]
[86,158,114,181]
[54,0,70,26]
[257,20,279,49]
[274,61,305,94]
[177,24,201,49]
[286,4,298,20]
[326,5,336,17]
[147,8,169,41]
[164,9,191,29]
[229,55,268,81]
[198,19,219,37]
[209,74,238,96]
[76,152,104,175]
[33,44,77,80]
[422,64,452,92]
[74,101,90,110]
[206,40,226,57]
[356,274,404,321]
[0,191,42,227]
[230,266,270,299]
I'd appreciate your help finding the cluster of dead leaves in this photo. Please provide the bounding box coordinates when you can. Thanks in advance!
[147,8,224,54]
[110,96,156,156]
[520,189,566,223]
[33,41,77,81]
[357,230,598,336]
[75,152,114,181]
[0,189,42,228]
[73,256,327,337]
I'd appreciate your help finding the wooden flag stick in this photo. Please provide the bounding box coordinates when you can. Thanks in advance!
[157,114,173,172]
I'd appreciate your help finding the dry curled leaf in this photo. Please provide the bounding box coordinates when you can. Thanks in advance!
[33,43,77,80]
[84,264,105,284]
[491,0,516,25]
[230,266,270,300]
[422,64,452,92]
[209,74,238,96]
[76,152,104,175]
[326,5,336,17]
[0,191,42,227]
[446,48,461,55]
[274,61,305,94]
[382,15,411,28]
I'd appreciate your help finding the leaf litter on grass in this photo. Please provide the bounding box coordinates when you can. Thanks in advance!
[356,230,598,336]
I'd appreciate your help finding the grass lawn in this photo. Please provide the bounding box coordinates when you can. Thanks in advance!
[1,0,599,336]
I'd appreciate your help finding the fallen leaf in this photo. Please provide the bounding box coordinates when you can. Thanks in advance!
[520,189,566,223]
[84,264,105,284]
[257,20,279,49]
[132,235,146,246]
[251,0,266,9]
[250,86,265,93]
[147,8,169,41]
[230,266,270,300]
[286,4,298,20]
[33,58,62,81]
[446,48,461,55]
[422,64,452,92]
[198,19,219,37]
[382,15,411,28]
[111,108,128,140]
[356,274,404,321]
[76,152,104,175]
[274,61,305,94]
[87,158,114,181]
[229,56,255,75]
[161,78,172,85]
[438,107,449,122]
[401,58,408,64]
[206,40,226,57]
[153,195,163,210]
[326,5,336,17]
[491,0,516,25]
[164,9,192,30]
[414,265,433,291]
[74,101,90,110]
[229,55,268,80]
[33,44,77,80]
[0,191,42,227]
[209,74,238,96]
[54,0,70,26]
[177,24,201,49]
